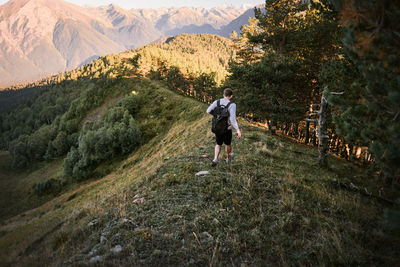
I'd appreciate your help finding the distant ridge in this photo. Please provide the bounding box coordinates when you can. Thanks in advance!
[0,0,256,88]
[219,8,256,38]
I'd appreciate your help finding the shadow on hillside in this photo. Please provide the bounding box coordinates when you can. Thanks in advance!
[0,74,211,224]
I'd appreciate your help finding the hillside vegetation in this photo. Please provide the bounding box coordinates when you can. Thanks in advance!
[131,34,234,84]
[0,34,232,164]
[0,0,247,87]
[0,34,231,114]
[0,78,398,265]
[0,34,233,227]
[0,25,399,266]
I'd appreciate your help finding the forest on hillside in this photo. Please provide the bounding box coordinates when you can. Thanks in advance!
[0,0,399,226]
[226,0,399,184]
[224,0,399,228]
[0,34,233,184]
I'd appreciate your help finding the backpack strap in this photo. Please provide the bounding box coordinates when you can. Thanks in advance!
[217,100,233,108]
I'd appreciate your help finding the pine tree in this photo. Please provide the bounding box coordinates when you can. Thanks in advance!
[230,17,263,63]
[227,53,309,123]
[326,0,400,183]
[227,0,339,126]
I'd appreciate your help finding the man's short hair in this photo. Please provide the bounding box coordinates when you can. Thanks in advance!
[224,88,233,97]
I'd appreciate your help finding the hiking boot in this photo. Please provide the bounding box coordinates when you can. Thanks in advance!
[211,160,218,167]
[226,153,235,164]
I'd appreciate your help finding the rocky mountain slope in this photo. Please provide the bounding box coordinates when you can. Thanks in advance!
[0,0,252,88]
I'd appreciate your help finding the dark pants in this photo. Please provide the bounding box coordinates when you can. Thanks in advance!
[215,130,232,146]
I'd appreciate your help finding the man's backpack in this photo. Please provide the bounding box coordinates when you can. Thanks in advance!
[211,100,232,135]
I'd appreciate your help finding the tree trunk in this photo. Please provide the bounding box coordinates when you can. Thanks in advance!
[335,138,341,155]
[313,124,317,147]
[348,144,353,159]
[305,120,310,144]
[267,120,276,135]
[318,96,330,165]
[294,123,299,138]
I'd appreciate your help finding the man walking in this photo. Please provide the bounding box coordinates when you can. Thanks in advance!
[207,88,242,166]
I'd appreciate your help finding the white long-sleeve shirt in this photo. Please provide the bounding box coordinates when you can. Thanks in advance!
[206,98,239,131]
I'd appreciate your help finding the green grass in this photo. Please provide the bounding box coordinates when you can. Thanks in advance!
[0,152,65,223]
[0,79,398,266]
[57,124,398,266]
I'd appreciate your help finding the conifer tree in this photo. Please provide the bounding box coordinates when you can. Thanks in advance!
[227,0,339,126]
[227,53,309,123]
[325,0,400,182]
[230,17,263,63]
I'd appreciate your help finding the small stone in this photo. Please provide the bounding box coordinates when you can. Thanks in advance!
[88,219,99,227]
[89,255,102,264]
[200,231,213,240]
[133,197,145,204]
[88,248,97,257]
[100,235,107,244]
[123,218,134,224]
[195,171,209,176]
[110,245,122,254]
[152,249,162,256]
[350,182,358,190]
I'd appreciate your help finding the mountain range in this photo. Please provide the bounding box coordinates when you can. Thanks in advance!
[0,0,255,88]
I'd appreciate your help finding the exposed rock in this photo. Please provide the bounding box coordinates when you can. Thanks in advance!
[133,197,145,204]
[89,255,102,264]
[123,218,134,225]
[88,248,98,257]
[195,171,209,176]
[200,231,213,241]
[110,245,123,254]
[88,219,99,227]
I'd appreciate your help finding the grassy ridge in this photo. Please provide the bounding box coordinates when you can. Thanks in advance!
[1,79,398,266]
[54,125,398,266]
[0,79,210,265]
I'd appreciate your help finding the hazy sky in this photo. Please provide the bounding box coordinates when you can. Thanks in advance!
[0,0,264,9]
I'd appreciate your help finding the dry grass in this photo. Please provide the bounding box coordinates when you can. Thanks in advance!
[0,81,399,266]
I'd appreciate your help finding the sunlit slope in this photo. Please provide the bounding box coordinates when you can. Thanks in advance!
[0,79,212,265]
[0,33,232,113]
[0,31,397,266]
[0,79,398,265]
[0,33,234,222]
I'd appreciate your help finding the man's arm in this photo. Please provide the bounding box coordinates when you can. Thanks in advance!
[229,104,242,138]
[228,104,239,130]
[206,100,217,115]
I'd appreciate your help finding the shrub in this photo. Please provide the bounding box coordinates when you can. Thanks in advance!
[64,108,141,180]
